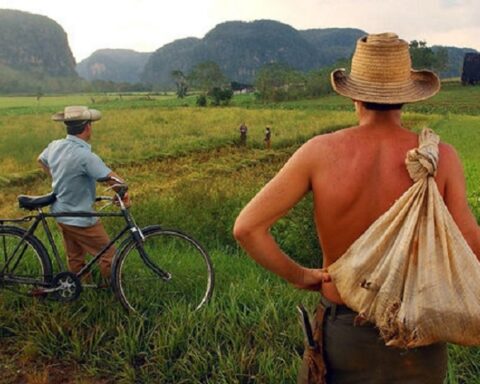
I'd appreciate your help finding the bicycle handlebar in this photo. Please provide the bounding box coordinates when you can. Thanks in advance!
[95,196,113,202]
[105,183,128,199]
[97,176,128,200]
[96,183,129,211]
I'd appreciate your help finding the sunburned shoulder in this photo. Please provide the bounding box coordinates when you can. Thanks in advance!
[299,126,360,157]
[438,141,458,158]
[438,141,463,175]
[305,126,358,146]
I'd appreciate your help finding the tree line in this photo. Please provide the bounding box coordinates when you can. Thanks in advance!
[170,40,450,104]
[171,62,233,106]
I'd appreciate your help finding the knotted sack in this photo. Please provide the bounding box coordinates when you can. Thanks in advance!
[328,128,480,348]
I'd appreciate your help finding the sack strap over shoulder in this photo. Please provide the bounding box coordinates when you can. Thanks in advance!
[405,128,439,182]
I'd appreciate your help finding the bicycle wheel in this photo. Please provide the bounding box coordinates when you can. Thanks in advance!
[112,225,214,315]
[0,226,52,295]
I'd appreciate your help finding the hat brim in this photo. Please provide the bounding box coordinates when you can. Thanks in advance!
[52,109,102,122]
[330,69,440,104]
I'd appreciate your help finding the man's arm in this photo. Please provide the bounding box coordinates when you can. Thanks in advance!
[233,140,330,290]
[84,153,131,206]
[441,144,480,260]
[37,158,51,176]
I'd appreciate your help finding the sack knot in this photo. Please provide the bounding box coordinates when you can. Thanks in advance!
[405,128,439,182]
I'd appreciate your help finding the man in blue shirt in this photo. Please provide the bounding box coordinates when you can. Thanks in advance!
[38,106,128,283]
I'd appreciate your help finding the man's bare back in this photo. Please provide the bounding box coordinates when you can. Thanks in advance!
[309,122,445,302]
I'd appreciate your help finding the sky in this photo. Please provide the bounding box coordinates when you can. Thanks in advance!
[1,0,479,62]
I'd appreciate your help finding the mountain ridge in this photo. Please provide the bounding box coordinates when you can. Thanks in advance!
[141,20,366,88]
[76,49,151,83]
[0,10,478,93]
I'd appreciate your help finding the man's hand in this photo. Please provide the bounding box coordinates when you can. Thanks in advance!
[122,192,131,208]
[114,192,131,208]
[294,268,331,291]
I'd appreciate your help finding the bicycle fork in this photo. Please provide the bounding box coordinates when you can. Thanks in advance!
[130,226,172,282]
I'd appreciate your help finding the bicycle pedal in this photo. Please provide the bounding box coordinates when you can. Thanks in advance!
[83,283,110,289]
[82,283,98,288]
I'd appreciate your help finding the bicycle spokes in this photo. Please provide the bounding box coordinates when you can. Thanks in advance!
[0,229,51,296]
[113,227,214,315]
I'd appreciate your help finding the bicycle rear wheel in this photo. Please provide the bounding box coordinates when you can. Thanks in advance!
[112,225,214,315]
[0,226,52,295]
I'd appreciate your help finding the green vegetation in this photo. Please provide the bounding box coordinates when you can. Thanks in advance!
[0,83,479,383]
[409,40,448,73]
[187,61,233,106]
[171,70,189,98]
[254,63,342,102]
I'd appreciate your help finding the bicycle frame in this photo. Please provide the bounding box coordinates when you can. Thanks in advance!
[0,201,143,282]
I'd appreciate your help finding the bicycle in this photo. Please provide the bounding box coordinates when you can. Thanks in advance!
[0,180,214,316]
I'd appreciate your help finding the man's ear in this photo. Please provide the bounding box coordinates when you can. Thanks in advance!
[353,100,361,114]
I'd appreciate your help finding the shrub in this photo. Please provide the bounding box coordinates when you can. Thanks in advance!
[208,87,234,106]
[196,94,207,107]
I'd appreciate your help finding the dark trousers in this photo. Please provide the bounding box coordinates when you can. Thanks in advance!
[322,297,448,383]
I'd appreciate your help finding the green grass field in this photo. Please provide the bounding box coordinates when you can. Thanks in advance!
[0,84,479,383]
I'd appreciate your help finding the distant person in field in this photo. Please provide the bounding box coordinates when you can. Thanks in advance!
[239,122,248,146]
[38,106,130,284]
[234,33,480,383]
[264,126,271,149]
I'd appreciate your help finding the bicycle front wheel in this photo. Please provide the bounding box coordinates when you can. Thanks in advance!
[112,226,214,315]
[0,226,52,295]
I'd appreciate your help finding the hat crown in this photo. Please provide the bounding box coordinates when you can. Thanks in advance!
[351,33,412,84]
[52,105,101,122]
[64,106,88,120]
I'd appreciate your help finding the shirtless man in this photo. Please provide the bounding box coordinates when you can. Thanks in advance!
[234,33,480,383]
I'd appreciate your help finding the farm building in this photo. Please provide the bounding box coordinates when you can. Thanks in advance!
[461,52,480,85]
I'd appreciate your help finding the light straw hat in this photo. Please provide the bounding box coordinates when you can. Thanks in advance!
[331,33,440,104]
[52,106,102,122]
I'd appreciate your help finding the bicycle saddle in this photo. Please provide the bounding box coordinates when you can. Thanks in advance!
[18,193,56,210]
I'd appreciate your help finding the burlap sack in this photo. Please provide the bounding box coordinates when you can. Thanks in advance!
[328,128,480,348]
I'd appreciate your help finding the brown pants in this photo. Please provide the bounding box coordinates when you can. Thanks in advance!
[58,221,116,279]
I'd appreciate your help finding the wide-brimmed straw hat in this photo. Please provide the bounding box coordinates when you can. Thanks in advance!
[52,106,102,122]
[331,33,440,104]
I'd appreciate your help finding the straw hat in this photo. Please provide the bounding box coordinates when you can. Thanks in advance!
[331,33,440,104]
[52,106,102,122]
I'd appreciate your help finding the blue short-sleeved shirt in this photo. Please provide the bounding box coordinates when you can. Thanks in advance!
[39,135,111,227]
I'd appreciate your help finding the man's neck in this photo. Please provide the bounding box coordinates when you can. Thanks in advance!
[74,132,90,142]
[358,108,402,128]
